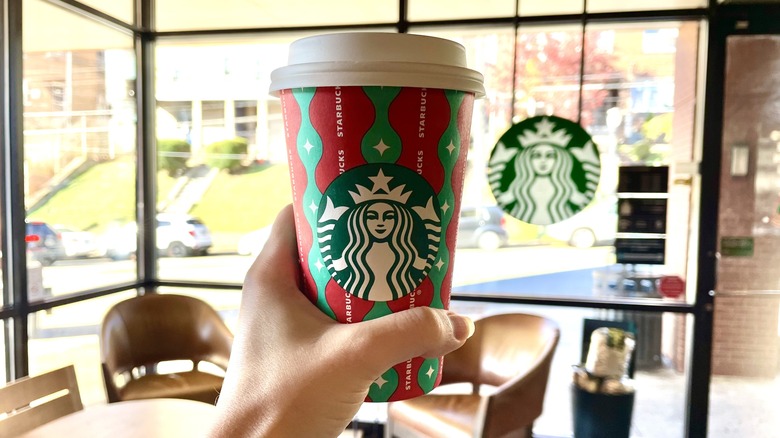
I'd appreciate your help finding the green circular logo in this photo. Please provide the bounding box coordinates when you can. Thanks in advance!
[488,115,601,225]
[317,164,441,302]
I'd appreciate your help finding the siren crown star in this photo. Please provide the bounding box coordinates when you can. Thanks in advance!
[517,117,572,149]
[349,170,412,205]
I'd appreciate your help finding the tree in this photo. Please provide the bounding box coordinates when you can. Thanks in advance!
[514,30,620,127]
[479,29,619,127]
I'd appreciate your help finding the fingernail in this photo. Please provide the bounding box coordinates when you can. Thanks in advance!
[448,313,475,342]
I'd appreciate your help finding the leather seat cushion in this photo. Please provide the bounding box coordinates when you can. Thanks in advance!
[388,394,482,438]
[119,371,224,404]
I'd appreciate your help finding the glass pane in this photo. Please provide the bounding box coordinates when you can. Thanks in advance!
[514,25,583,123]
[453,21,700,303]
[74,0,134,24]
[352,302,690,437]
[588,0,707,12]
[27,291,136,405]
[0,321,6,383]
[711,34,780,437]
[156,35,301,283]
[408,27,515,207]
[408,0,515,21]
[519,0,583,16]
[24,0,134,52]
[23,0,137,296]
[156,0,398,32]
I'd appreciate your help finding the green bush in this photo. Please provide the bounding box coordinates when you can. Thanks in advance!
[158,139,191,176]
[205,138,248,173]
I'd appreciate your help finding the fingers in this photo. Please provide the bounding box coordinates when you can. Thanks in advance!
[348,307,474,376]
[246,204,298,285]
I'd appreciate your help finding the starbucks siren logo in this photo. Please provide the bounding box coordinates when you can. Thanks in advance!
[488,115,601,225]
[318,164,441,302]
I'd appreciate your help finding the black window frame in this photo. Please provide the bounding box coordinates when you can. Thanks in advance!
[0,1,743,437]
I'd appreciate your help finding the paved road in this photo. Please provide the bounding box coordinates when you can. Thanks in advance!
[38,244,615,299]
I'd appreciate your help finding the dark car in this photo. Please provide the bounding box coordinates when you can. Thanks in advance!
[457,206,509,250]
[25,221,66,266]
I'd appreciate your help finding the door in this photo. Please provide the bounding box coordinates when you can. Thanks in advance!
[709,14,780,437]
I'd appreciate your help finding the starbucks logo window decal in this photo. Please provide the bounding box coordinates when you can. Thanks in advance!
[318,164,441,302]
[488,115,601,225]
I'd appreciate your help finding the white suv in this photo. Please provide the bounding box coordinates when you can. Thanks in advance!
[156,213,212,257]
[104,213,213,259]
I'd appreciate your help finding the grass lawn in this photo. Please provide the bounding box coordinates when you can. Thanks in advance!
[29,160,136,232]
[190,163,292,234]
[29,159,180,232]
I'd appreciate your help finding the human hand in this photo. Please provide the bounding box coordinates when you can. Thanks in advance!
[208,205,474,438]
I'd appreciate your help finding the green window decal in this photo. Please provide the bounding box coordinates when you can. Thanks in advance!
[488,115,601,225]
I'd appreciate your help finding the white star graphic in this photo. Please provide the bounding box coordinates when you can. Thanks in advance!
[369,169,393,194]
[535,117,556,136]
[435,258,445,270]
[373,375,388,389]
[309,200,318,213]
[303,140,315,154]
[441,201,450,214]
[314,259,324,271]
[445,141,456,155]
[373,140,391,156]
[425,366,435,378]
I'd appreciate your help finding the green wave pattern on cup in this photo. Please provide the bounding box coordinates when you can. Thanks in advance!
[292,87,335,319]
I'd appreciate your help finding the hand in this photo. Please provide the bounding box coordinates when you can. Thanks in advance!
[209,205,475,438]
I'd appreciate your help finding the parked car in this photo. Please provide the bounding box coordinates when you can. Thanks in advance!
[53,225,101,258]
[544,196,618,248]
[157,213,212,257]
[237,226,272,257]
[456,206,509,250]
[103,213,213,260]
[25,221,66,266]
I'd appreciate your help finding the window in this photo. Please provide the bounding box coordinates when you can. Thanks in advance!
[156,36,301,282]
[23,0,137,296]
[155,0,398,31]
[27,291,137,405]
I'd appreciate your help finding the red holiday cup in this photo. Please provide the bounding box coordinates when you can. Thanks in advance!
[269,32,484,402]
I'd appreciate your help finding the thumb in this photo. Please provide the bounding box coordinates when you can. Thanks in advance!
[350,307,475,376]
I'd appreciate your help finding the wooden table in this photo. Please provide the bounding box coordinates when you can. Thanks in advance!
[18,398,218,438]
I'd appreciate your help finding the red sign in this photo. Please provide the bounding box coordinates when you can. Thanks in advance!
[659,275,685,298]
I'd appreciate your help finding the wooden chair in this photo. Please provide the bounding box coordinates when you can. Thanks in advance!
[386,313,560,438]
[0,365,83,437]
[100,293,233,405]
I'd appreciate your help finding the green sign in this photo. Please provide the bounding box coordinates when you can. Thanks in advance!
[488,115,601,225]
[720,236,754,257]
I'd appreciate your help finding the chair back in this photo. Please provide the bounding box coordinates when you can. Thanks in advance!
[442,313,559,388]
[100,293,233,402]
[442,312,560,437]
[0,365,83,436]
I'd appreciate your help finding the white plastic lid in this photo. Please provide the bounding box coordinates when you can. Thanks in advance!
[269,32,485,97]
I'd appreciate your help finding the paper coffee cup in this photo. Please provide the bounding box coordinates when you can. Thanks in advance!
[271,32,484,402]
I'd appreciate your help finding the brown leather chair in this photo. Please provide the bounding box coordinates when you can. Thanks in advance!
[386,312,560,438]
[100,293,233,405]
